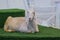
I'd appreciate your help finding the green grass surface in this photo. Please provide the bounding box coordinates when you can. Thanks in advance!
[0,9,25,13]
[0,25,60,38]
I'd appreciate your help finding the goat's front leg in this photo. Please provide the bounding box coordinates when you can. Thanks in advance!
[35,24,39,32]
[34,20,39,32]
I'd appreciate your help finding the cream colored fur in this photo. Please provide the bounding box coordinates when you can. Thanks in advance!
[4,16,26,32]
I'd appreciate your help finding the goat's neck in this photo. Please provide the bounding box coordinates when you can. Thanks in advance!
[31,14,35,21]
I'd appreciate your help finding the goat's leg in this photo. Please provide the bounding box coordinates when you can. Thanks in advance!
[4,23,9,32]
[4,24,15,32]
[35,24,39,32]
[34,20,39,32]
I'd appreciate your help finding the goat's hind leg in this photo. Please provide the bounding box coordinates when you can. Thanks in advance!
[4,23,11,32]
[4,24,14,32]
[4,16,15,32]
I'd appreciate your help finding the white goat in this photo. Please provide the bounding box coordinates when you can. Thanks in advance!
[4,9,39,33]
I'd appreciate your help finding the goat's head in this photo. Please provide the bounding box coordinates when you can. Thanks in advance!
[27,8,35,20]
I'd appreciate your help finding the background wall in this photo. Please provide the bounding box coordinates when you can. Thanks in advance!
[0,0,7,9]
[0,0,26,9]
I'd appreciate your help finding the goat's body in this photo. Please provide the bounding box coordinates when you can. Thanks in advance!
[4,16,29,32]
[4,16,39,33]
[4,16,35,33]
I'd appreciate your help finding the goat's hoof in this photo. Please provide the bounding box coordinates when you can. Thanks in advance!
[35,30,39,33]
[6,30,12,32]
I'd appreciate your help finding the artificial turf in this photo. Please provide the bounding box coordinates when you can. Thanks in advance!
[0,25,60,37]
[0,9,25,13]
